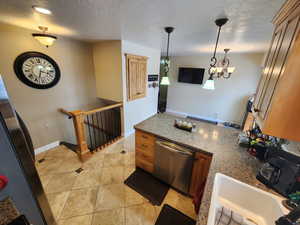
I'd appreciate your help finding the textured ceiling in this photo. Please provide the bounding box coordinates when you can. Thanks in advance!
[0,0,285,55]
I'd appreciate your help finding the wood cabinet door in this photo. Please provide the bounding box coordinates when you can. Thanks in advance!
[189,152,212,197]
[253,27,283,119]
[260,16,300,120]
[126,54,148,101]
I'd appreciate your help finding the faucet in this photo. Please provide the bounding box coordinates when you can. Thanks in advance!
[276,206,300,225]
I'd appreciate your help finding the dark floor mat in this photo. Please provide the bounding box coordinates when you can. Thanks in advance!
[155,204,196,225]
[124,168,169,205]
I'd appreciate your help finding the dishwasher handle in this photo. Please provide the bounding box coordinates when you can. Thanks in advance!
[156,141,193,156]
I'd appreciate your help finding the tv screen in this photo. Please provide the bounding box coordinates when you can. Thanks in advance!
[178,67,205,84]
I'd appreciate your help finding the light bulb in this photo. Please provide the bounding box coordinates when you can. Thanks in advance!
[227,67,235,73]
[160,76,170,85]
[203,78,215,90]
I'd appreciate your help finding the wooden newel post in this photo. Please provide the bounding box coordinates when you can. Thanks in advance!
[70,110,91,162]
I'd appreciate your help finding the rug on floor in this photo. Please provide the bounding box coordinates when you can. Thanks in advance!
[124,168,169,205]
[155,204,196,225]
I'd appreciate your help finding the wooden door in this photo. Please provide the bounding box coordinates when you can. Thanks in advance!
[253,27,283,119]
[126,54,148,101]
[260,15,300,120]
[189,152,212,196]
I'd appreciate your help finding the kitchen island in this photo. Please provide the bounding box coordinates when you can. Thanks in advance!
[134,113,273,225]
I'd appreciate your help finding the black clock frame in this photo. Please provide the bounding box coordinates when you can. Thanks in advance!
[14,51,61,89]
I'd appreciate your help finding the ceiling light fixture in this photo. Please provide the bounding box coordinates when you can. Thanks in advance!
[160,27,174,86]
[32,26,57,47]
[32,6,52,15]
[203,18,235,90]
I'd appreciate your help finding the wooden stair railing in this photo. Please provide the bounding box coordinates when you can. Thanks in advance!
[59,102,123,161]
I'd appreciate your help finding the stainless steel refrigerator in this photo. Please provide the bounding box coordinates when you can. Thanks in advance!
[0,76,55,225]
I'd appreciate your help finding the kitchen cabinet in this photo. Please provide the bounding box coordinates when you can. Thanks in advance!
[189,152,212,196]
[135,129,212,198]
[135,130,155,173]
[253,0,300,141]
[126,54,148,101]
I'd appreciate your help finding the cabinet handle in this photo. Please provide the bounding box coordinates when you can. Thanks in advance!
[141,144,148,148]
[137,92,141,95]
[141,135,148,139]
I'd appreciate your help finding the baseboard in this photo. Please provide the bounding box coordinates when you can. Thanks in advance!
[124,129,135,138]
[34,141,60,155]
[166,108,225,123]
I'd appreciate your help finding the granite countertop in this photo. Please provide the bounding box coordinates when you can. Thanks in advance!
[134,113,276,225]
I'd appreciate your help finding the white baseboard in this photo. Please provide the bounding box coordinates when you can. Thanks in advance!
[166,108,225,123]
[35,141,60,155]
[124,129,135,138]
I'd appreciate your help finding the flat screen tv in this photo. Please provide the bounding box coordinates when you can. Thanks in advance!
[178,67,205,84]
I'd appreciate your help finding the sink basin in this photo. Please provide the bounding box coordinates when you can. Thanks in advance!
[207,173,288,225]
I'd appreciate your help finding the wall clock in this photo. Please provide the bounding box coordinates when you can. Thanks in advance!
[14,51,60,89]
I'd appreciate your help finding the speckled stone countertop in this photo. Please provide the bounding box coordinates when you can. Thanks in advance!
[134,113,276,225]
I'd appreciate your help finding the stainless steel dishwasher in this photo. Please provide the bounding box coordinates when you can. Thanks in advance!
[153,139,194,194]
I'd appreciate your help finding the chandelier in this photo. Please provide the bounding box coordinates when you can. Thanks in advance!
[160,27,175,86]
[203,18,235,90]
[32,26,57,47]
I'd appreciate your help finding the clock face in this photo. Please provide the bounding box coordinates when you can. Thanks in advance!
[14,52,60,89]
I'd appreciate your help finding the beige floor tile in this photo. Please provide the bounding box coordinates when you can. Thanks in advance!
[124,186,145,207]
[56,157,82,173]
[58,214,93,225]
[124,152,135,166]
[36,158,64,175]
[83,152,104,169]
[46,191,70,220]
[101,166,124,185]
[60,188,97,219]
[92,208,125,225]
[125,202,157,225]
[123,166,135,180]
[102,141,124,154]
[39,174,54,188]
[103,153,125,167]
[73,169,102,189]
[36,152,47,161]
[44,172,77,193]
[122,134,135,152]
[159,189,197,219]
[95,184,125,211]
[46,146,77,160]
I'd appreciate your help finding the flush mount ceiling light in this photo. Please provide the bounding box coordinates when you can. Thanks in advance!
[203,18,235,90]
[160,27,175,86]
[32,26,57,47]
[32,6,52,15]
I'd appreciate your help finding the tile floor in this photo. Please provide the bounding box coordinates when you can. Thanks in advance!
[35,134,197,225]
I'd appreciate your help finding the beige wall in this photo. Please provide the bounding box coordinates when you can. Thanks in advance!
[0,23,97,148]
[121,40,160,136]
[167,53,264,124]
[92,41,123,102]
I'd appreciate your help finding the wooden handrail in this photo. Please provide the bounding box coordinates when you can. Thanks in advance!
[59,108,73,118]
[84,102,123,115]
[58,102,123,162]
[59,102,123,117]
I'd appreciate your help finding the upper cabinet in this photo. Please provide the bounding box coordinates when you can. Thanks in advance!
[253,0,300,141]
[126,54,148,101]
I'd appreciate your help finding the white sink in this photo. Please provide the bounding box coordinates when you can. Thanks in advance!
[207,173,288,225]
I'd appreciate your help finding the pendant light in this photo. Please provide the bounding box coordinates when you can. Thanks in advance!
[32,26,57,47]
[160,27,174,86]
[203,18,235,90]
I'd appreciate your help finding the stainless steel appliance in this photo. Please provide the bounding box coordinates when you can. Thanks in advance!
[0,76,55,225]
[154,140,194,194]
